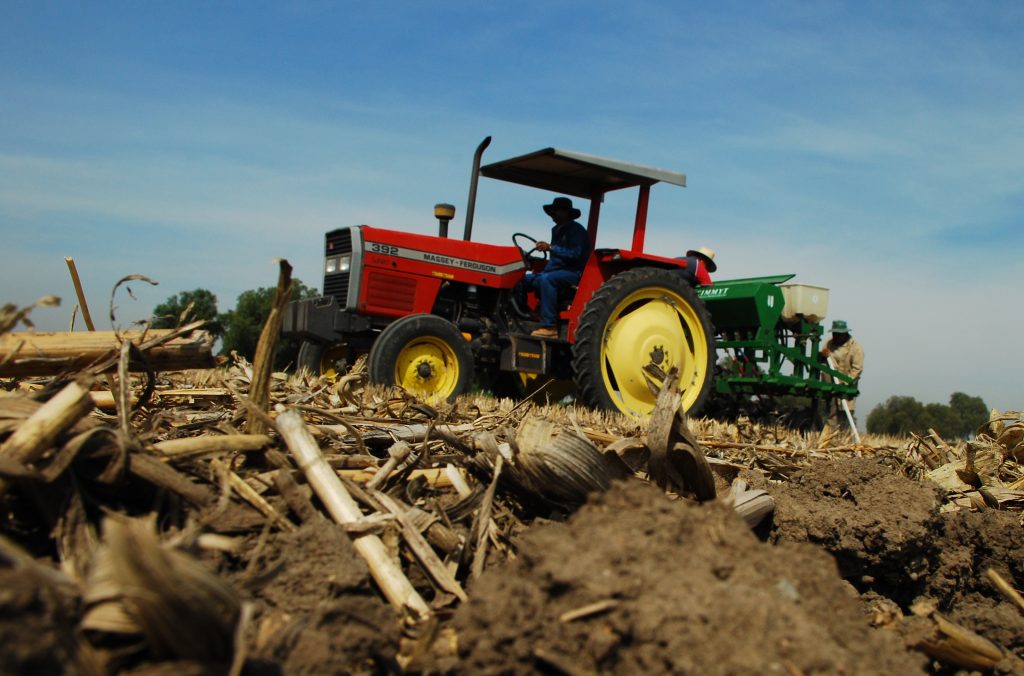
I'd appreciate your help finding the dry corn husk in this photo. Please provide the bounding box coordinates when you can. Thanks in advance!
[81,517,240,662]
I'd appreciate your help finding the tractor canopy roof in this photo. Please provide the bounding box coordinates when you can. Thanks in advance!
[480,147,687,200]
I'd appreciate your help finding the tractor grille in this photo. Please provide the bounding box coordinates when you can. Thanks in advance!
[366,272,416,313]
[324,273,349,304]
[323,228,353,307]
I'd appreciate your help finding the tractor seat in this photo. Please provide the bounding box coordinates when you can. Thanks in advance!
[516,282,579,319]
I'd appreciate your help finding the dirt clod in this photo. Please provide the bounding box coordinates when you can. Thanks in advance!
[450,480,926,674]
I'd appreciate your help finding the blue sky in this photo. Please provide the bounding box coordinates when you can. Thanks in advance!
[2,1,1021,418]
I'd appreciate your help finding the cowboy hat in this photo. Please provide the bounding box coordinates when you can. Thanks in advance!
[686,246,717,273]
[542,196,582,219]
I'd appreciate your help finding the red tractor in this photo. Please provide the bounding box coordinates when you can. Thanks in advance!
[283,137,716,417]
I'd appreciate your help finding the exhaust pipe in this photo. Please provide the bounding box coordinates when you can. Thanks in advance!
[463,136,491,241]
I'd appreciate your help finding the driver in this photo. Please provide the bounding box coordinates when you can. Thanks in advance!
[517,196,590,338]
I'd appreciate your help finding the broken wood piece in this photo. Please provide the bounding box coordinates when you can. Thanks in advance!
[728,479,776,529]
[559,599,620,623]
[338,467,458,487]
[365,441,414,491]
[275,408,431,619]
[373,490,468,602]
[407,506,462,556]
[155,388,232,399]
[339,514,397,536]
[985,568,1024,615]
[129,453,215,507]
[209,459,296,533]
[323,453,379,469]
[89,390,135,410]
[470,455,503,583]
[311,422,475,446]
[445,463,473,498]
[64,257,96,331]
[247,259,292,436]
[646,368,715,501]
[0,379,95,466]
[152,434,272,458]
[0,379,95,496]
[0,330,215,377]
[910,601,1007,670]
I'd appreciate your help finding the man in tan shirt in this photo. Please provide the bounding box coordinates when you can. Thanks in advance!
[821,319,864,428]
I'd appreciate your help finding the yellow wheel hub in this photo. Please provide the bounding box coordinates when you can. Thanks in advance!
[320,345,350,379]
[600,287,710,416]
[394,336,461,399]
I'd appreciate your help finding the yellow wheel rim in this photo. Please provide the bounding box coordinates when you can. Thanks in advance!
[320,345,350,379]
[599,287,710,416]
[394,336,461,399]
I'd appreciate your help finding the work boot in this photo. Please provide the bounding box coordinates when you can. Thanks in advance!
[531,326,558,338]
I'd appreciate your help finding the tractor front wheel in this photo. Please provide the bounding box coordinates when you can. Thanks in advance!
[368,314,474,403]
[572,268,715,417]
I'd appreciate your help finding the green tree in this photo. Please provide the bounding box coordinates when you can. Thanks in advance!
[151,288,223,337]
[949,391,989,438]
[867,392,989,439]
[924,402,959,438]
[867,395,927,436]
[219,279,317,369]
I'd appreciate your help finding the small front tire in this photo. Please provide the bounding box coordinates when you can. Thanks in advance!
[368,314,474,403]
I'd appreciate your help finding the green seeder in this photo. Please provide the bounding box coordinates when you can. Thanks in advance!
[698,275,858,415]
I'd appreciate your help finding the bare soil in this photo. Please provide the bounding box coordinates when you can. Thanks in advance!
[238,519,403,674]
[0,567,82,674]
[5,446,1024,673]
[446,478,927,675]
[439,456,1024,674]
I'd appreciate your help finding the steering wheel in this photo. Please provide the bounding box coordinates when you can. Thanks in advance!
[512,232,548,269]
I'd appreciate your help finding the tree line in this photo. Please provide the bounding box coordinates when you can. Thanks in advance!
[866,392,989,440]
[151,285,317,370]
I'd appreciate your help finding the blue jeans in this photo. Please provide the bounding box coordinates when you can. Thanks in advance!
[521,269,581,326]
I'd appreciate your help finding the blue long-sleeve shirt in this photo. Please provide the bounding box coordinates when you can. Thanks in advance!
[545,220,590,274]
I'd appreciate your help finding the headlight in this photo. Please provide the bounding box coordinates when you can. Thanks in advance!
[325,256,337,274]
[337,255,351,273]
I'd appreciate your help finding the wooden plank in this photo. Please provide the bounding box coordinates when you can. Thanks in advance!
[0,330,215,377]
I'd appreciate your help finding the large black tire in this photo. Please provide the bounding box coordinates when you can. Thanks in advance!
[572,267,716,417]
[368,314,474,403]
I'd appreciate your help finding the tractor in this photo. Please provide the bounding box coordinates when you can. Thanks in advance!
[282,137,859,421]
[283,137,717,416]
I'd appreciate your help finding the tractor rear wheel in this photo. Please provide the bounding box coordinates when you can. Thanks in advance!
[368,314,474,403]
[572,268,715,417]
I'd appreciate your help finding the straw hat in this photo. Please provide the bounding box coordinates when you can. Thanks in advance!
[686,246,717,273]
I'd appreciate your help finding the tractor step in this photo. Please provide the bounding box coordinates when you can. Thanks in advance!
[500,333,567,375]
